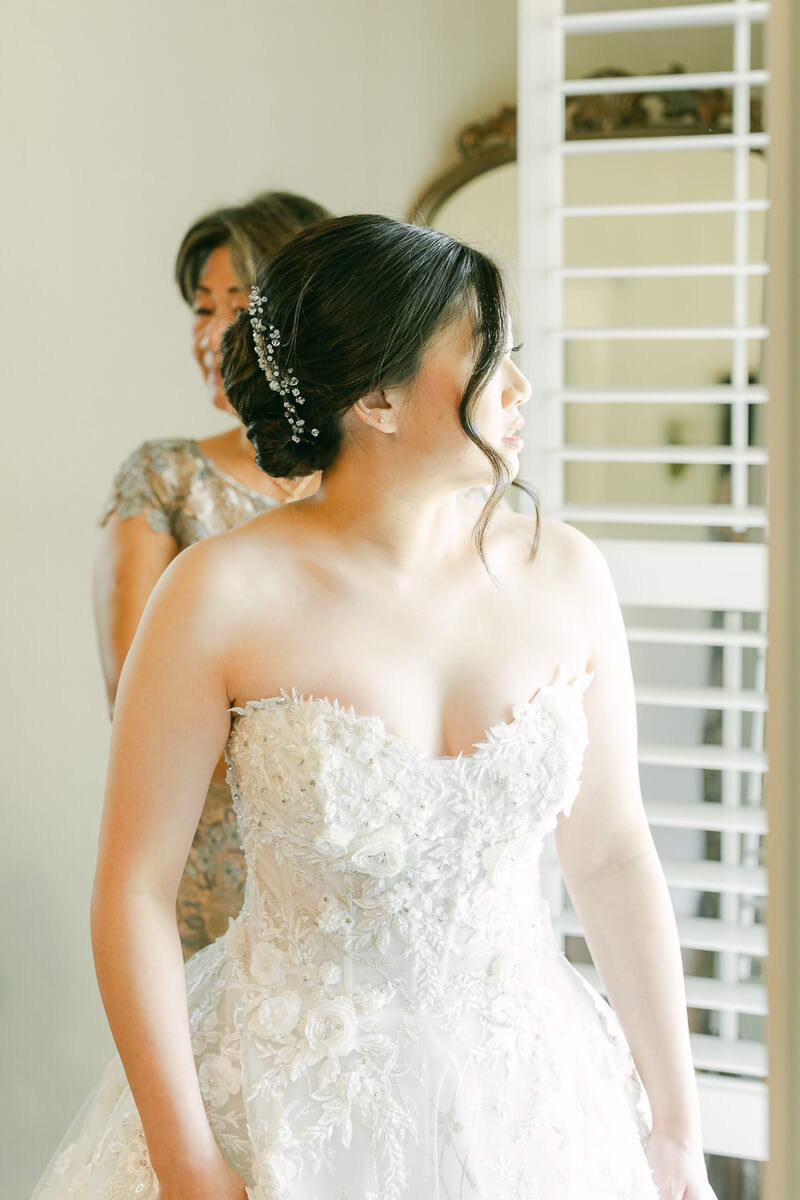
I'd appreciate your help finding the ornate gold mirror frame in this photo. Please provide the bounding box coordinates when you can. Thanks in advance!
[407,70,764,226]
[408,106,517,226]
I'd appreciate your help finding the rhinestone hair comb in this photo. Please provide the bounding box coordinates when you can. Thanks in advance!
[248,287,319,443]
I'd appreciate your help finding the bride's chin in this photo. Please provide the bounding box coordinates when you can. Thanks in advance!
[498,443,523,474]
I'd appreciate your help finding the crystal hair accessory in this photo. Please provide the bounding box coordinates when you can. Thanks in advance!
[248,287,319,443]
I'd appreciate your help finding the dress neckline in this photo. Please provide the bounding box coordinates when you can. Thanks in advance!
[230,666,595,766]
[187,438,279,507]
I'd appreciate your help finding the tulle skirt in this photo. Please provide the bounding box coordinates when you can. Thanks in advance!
[31,918,658,1200]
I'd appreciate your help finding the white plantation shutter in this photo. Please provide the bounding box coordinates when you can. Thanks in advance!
[519,0,770,1164]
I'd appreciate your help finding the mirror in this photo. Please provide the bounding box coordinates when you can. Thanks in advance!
[409,106,519,326]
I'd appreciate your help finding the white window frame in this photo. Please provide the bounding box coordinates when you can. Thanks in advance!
[518,0,772,1166]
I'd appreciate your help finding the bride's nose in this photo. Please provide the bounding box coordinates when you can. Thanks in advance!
[504,365,531,408]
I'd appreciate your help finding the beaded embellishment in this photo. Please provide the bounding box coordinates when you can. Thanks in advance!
[248,286,319,443]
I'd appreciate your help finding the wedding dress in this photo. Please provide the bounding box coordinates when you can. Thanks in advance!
[33,668,659,1199]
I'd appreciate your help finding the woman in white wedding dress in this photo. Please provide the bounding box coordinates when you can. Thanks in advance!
[34,215,716,1200]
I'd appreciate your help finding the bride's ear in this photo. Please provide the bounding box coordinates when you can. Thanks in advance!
[353,390,396,433]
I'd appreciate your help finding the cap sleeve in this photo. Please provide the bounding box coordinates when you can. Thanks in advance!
[98,439,196,536]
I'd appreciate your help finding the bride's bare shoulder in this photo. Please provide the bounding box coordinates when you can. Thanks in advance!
[491,507,603,570]
[492,509,613,611]
[148,509,306,627]
[538,515,606,571]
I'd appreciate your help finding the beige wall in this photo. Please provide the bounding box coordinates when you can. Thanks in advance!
[0,2,517,1194]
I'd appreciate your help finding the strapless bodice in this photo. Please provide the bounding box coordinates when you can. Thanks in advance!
[223,668,595,1014]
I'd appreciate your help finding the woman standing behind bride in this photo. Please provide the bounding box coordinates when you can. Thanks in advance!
[93,190,330,957]
[35,214,717,1200]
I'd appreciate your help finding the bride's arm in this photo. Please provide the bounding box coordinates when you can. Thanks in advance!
[553,532,713,1199]
[90,539,243,1192]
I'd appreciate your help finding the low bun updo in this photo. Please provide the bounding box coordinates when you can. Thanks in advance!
[221,214,539,557]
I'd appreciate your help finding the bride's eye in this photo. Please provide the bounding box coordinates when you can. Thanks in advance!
[510,342,523,355]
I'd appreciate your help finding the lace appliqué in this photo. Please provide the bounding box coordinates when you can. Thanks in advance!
[33,669,660,1200]
[99,438,275,546]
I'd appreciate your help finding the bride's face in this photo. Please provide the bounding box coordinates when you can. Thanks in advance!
[400,310,530,487]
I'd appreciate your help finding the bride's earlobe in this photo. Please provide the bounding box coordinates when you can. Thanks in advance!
[355,398,388,427]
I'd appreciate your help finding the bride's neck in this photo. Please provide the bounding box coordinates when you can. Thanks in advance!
[310,454,474,574]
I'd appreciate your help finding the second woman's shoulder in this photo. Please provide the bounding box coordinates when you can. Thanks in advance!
[99,437,203,531]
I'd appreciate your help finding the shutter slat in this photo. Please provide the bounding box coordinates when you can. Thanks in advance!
[573,962,767,1015]
[639,743,768,772]
[596,540,768,611]
[645,801,767,835]
[558,3,768,35]
[627,628,768,650]
[561,133,769,156]
[697,1075,768,1161]
[559,387,768,404]
[560,263,769,278]
[635,684,769,711]
[564,201,770,218]
[554,911,768,956]
[553,504,768,528]
[690,1034,768,1077]
[556,446,768,465]
[560,326,769,340]
[561,69,769,96]
[663,859,767,895]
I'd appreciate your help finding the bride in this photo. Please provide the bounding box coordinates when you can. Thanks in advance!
[34,214,715,1199]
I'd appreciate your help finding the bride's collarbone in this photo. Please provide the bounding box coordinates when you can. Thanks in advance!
[229,599,581,733]
[224,526,584,749]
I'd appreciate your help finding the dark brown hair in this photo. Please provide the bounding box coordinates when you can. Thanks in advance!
[174,190,331,303]
[221,214,539,561]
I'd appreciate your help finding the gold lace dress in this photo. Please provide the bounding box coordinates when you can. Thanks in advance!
[100,437,278,958]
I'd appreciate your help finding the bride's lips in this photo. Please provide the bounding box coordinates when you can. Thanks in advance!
[501,417,524,449]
